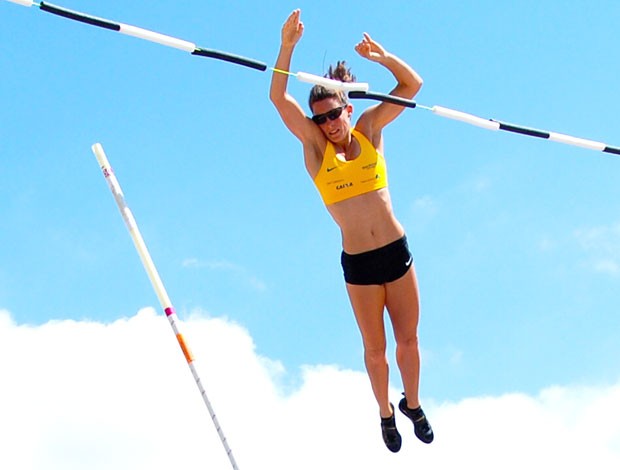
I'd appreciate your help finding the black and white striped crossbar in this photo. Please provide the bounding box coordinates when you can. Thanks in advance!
[348,90,417,109]
[191,48,267,71]
[5,0,618,156]
[493,120,620,155]
[11,1,267,71]
[431,106,620,156]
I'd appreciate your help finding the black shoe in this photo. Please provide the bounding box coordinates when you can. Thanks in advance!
[380,403,402,453]
[398,396,434,444]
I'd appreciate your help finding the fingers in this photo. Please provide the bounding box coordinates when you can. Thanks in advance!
[356,32,386,61]
[286,9,300,23]
[361,32,381,49]
[354,33,372,51]
[354,35,372,59]
[284,9,302,30]
[282,9,304,44]
[355,43,370,58]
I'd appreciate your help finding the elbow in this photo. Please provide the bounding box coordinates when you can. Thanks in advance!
[269,86,282,105]
[406,77,423,100]
[269,91,280,106]
[269,89,289,109]
[414,78,423,96]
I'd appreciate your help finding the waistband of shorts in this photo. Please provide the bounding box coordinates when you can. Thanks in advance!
[342,235,408,260]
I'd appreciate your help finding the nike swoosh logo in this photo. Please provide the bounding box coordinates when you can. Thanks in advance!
[327,167,337,172]
[405,257,413,267]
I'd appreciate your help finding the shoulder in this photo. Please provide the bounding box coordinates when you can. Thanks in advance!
[302,126,329,178]
[354,112,383,149]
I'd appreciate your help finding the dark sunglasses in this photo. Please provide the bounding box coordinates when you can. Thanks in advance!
[311,105,347,125]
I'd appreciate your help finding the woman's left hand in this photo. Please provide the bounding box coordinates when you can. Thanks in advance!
[355,33,387,63]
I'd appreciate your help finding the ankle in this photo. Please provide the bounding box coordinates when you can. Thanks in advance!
[406,400,420,411]
[402,393,420,411]
[380,402,394,419]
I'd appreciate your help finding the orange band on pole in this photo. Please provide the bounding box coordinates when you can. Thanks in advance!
[176,333,194,363]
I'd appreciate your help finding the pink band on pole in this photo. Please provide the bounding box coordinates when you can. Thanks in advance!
[164,307,175,317]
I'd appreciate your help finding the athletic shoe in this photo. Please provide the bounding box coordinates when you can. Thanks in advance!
[398,396,434,444]
[380,403,402,453]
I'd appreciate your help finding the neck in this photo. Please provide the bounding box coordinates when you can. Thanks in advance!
[333,128,353,151]
[334,129,361,161]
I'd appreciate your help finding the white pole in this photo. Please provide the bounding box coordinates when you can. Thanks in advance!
[5,0,34,7]
[548,132,606,151]
[431,105,501,131]
[296,71,369,93]
[91,143,240,470]
[118,23,196,52]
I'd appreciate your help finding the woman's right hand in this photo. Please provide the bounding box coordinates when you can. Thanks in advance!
[281,9,304,47]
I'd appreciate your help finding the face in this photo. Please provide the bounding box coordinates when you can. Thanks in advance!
[311,97,353,143]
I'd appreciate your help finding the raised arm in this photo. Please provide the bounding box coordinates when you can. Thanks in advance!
[355,33,423,133]
[269,10,316,143]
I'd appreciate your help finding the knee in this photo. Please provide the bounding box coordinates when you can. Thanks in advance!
[395,334,420,368]
[364,344,387,365]
[396,333,419,351]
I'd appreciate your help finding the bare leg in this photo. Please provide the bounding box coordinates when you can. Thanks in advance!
[385,265,421,409]
[345,282,393,418]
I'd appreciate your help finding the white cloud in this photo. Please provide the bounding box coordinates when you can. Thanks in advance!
[182,257,267,291]
[471,175,492,193]
[1,308,619,470]
[412,195,438,214]
[575,223,620,276]
[594,259,620,275]
[455,173,492,194]
[537,235,556,252]
[410,195,439,228]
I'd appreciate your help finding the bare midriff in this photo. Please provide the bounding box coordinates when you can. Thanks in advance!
[325,187,404,254]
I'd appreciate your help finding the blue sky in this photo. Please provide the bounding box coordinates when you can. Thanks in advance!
[1,1,619,467]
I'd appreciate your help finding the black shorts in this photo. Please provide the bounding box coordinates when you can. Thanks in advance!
[341,236,413,285]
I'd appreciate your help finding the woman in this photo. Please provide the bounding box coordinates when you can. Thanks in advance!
[269,9,432,452]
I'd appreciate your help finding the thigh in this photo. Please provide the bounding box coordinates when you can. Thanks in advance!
[345,283,387,349]
[385,265,421,342]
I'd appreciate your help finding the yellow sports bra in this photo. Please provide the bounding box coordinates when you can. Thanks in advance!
[313,128,388,205]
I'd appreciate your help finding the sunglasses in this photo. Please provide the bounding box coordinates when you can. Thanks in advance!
[311,105,347,125]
